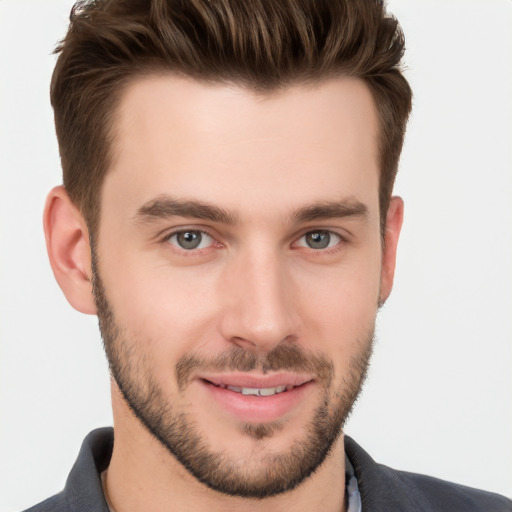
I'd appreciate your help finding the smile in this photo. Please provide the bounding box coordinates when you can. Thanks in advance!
[212,383,293,396]
[198,375,315,423]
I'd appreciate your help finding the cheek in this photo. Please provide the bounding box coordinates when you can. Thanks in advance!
[296,254,381,353]
[98,250,223,355]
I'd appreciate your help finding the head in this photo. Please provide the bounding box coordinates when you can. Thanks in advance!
[45,0,411,501]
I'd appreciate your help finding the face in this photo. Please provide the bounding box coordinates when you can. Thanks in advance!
[92,76,395,498]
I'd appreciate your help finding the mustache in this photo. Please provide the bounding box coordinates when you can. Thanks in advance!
[175,344,334,391]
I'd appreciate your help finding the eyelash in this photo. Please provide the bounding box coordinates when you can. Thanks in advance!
[293,230,344,253]
[161,228,347,255]
[162,229,220,254]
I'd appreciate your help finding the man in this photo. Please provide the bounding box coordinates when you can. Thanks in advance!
[14,0,511,511]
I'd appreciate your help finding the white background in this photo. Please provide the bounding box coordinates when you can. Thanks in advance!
[0,1,511,510]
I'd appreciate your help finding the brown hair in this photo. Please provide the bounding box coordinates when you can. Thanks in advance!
[51,0,412,235]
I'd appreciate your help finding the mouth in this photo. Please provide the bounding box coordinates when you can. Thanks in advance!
[205,382,302,396]
[197,373,315,423]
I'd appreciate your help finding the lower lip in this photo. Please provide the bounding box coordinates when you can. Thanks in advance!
[200,380,314,423]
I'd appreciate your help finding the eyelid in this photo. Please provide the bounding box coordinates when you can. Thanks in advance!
[292,228,347,251]
[160,227,221,252]
[157,223,218,241]
[157,225,348,253]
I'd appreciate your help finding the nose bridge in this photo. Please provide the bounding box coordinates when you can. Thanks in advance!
[220,242,299,351]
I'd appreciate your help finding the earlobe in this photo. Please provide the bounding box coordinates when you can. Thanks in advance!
[379,196,404,305]
[43,186,97,315]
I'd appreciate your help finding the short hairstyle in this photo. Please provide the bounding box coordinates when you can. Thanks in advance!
[51,0,412,235]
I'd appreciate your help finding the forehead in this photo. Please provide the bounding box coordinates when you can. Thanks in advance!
[104,75,380,219]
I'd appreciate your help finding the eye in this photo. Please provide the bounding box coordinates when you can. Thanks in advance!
[296,230,342,250]
[167,230,214,250]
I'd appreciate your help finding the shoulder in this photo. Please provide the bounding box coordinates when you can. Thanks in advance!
[21,428,113,512]
[392,467,512,512]
[344,436,512,512]
[22,493,68,512]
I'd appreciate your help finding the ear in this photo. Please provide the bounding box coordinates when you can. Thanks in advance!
[43,186,97,314]
[379,196,404,305]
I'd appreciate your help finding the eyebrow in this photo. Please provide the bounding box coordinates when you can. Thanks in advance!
[291,198,368,224]
[134,195,368,226]
[134,196,237,225]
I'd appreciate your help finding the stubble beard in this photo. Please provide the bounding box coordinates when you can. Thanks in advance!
[91,256,375,499]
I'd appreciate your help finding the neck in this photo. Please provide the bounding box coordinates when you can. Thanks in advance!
[106,387,346,512]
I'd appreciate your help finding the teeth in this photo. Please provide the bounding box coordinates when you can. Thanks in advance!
[259,385,287,396]
[225,385,289,396]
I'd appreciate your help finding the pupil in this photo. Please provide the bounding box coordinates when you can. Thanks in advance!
[178,231,201,249]
[306,231,330,249]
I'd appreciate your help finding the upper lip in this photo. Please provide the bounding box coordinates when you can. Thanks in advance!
[198,372,314,389]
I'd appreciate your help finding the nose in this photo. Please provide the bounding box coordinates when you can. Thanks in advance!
[219,248,301,353]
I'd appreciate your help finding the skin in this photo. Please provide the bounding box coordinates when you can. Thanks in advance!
[44,76,403,512]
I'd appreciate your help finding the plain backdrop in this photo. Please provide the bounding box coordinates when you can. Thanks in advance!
[1,1,511,510]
